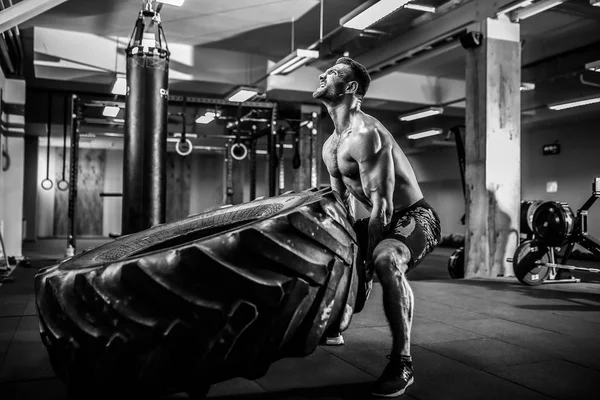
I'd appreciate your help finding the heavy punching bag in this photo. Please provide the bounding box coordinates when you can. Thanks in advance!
[122,2,170,235]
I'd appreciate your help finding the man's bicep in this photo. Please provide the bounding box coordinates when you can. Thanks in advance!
[351,132,393,198]
[358,147,395,214]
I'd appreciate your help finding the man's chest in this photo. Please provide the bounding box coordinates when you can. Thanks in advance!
[323,134,356,177]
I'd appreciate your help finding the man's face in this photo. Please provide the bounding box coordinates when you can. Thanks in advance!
[312,64,351,101]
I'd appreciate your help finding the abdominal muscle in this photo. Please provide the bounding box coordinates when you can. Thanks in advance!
[337,142,424,214]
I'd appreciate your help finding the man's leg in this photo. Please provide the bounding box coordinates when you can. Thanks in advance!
[372,239,415,397]
[374,239,414,359]
[373,239,414,359]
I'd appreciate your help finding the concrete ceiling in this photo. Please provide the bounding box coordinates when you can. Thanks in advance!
[21,0,322,46]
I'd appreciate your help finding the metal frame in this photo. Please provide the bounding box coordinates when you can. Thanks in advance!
[67,94,80,253]
[508,182,600,282]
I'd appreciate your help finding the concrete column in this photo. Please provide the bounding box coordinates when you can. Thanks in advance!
[464,18,521,278]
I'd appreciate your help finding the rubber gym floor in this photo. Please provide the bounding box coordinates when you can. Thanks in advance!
[1,247,599,400]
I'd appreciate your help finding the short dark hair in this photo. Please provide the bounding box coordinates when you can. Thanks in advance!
[335,57,371,99]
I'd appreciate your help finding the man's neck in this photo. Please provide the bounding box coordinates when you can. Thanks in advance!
[325,97,362,135]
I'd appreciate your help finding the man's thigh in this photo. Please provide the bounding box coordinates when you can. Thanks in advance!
[386,205,441,270]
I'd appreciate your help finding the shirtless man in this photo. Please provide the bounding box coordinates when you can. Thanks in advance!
[313,57,441,398]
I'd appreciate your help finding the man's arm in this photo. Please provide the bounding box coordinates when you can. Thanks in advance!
[349,129,395,262]
[330,175,355,218]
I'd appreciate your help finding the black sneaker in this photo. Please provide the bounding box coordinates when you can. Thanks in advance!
[372,356,414,398]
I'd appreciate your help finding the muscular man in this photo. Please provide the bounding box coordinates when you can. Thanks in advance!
[313,57,441,398]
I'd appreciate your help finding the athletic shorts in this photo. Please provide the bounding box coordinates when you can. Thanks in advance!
[353,198,442,282]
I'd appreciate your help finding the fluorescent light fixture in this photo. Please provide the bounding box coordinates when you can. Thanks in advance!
[268,49,320,76]
[113,118,125,123]
[79,133,96,139]
[592,0,600,7]
[513,0,564,21]
[205,111,217,118]
[407,128,444,140]
[340,0,412,30]
[156,0,186,6]
[585,60,600,72]
[111,75,127,95]
[520,82,535,92]
[227,86,259,103]
[103,106,120,118]
[399,107,444,122]
[404,3,436,13]
[548,97,600,111]
[498,0,533,15]
[196,115,215,124]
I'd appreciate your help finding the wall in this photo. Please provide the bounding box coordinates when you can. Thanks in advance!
[1,78,26,258]
[522,119,600,238]
[408,148,465,235]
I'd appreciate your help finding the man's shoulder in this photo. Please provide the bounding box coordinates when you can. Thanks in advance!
[351,114,383,141]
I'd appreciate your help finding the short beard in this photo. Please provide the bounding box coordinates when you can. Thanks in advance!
[313,86,340,102]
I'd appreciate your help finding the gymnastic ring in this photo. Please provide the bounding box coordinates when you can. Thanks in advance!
[175,139,193,157]
[230,143,248,161]
[41,178,54,191]
[57,179,70,192]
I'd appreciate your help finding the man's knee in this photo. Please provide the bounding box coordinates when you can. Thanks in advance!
[373,241,411,277]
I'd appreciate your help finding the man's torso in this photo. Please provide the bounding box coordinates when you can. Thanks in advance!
[322,112,423,212]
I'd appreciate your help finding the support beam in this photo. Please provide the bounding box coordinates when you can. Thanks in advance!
[354,0,520,78]
[0,0,68,34]
[464,18,521,279]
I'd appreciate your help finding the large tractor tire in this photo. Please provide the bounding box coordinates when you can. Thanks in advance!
[34,188,364,399]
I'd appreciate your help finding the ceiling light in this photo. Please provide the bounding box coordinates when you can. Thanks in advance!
[407,128,444,140]
[113,118,125,124]
[269,49,320,76]
[520,82,535,91]
[399,107,443,122]
[196,115,215,124]
[111,75,127,95]
[585,60,600,72]
[512,0,565,21]
[227,86,259,103]
[592,0,600,7]
[548,97,600,111]
[156,0,186,6]
[497,0,533,15]
[103,106,120,118]
[340,0,412,30]
[404,3,436,13]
